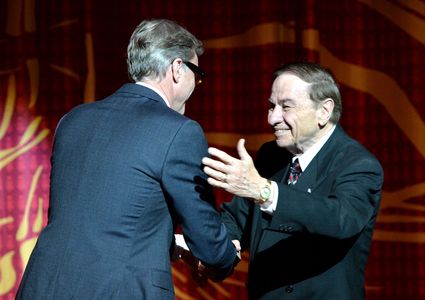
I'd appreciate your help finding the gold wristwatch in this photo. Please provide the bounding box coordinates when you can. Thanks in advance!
[256,180,272,204]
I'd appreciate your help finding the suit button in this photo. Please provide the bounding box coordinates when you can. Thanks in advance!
[278,225,293,232]
[285,285,294,293]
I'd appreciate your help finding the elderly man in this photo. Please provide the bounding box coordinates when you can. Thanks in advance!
[202,62,384,299]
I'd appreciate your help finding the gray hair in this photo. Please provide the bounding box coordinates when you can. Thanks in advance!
[127,19,204,82]
[273,62,342,124]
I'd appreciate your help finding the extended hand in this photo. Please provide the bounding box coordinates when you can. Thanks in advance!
[179,246,240,284]
[202,139,268,199]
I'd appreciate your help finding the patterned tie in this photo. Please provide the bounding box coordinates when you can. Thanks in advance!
[287,159,302,185]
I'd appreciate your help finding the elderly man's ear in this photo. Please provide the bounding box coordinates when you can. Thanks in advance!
[318,98,334,127]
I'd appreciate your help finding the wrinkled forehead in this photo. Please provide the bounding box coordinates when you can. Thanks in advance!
[270,73,310,102]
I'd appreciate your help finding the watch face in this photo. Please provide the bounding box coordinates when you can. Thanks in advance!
[260,185,271,199]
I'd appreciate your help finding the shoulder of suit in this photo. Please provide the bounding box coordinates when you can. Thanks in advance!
[330,129,382,169]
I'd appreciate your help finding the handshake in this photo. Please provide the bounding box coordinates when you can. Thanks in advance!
[173,234,241,285]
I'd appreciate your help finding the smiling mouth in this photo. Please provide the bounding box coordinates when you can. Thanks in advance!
[274,128,289,135]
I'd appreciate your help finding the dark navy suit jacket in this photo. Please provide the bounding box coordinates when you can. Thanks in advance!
[222,125,384,299]
[16,83,236,299]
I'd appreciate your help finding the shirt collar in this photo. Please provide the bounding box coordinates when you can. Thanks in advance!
[136,81,170,107]
[293,125,336,172]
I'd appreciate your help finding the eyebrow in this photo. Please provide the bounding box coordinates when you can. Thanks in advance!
[269,98,293,106]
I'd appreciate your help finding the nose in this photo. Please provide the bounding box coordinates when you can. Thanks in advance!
[268,105,283,126]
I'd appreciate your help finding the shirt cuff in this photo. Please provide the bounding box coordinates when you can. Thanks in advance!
[174,233,189,250]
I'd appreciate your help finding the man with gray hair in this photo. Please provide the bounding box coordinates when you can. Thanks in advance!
[16,19,237,299]
[202,62,383,299]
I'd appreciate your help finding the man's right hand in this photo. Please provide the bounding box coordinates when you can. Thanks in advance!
[202,139,268,202]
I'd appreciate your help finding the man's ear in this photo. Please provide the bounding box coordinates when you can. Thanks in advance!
[171,58,183,83]
[318,98,334,127]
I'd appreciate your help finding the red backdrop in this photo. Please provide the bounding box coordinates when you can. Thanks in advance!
[1,1,424,299]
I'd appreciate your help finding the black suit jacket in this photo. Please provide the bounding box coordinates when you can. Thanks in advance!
[16,83,236,299]
[222,125,384,299]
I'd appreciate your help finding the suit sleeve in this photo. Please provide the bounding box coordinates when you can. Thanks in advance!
[161,120,236,274]
[221,196,252,250]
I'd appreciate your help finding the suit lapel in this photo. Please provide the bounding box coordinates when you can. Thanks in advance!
[295,125,347,193]
[293,159,318,193]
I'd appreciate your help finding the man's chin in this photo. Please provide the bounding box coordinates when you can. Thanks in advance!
[276,138,297,152]
[275,139,289,148]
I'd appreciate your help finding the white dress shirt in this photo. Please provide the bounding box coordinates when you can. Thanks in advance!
[136,81,171,107]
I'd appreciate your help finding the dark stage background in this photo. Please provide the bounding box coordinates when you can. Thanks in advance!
[1,0,425,299]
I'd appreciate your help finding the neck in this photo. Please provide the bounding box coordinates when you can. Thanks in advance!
[141,77,173,104]
[317,122,335,139]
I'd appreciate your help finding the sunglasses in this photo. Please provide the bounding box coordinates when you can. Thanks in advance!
[183,61,206,85]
